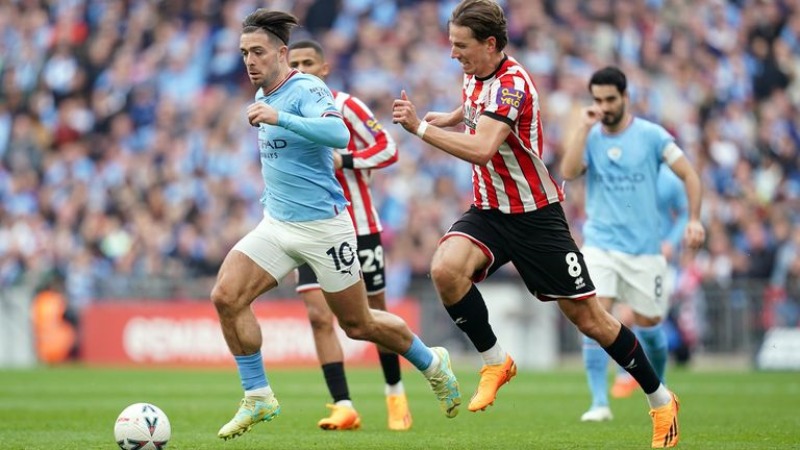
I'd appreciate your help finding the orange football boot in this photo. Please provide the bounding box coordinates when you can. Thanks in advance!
[649,392,680,448]
[386,394,412,431]
[468,355,517,412]
[317,404,361,431]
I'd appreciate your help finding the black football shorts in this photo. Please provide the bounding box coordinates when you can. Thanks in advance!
[442,203,596,301]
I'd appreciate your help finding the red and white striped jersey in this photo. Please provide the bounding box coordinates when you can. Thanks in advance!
[332,90,398,235]
[461,55,564,213]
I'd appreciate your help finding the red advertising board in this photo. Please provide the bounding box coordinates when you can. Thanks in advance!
[81,299,419,366]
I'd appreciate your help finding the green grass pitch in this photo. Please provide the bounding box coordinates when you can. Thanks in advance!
[1,365,798,449]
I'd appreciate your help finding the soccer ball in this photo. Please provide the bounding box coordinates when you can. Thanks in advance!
[114,402,171,450]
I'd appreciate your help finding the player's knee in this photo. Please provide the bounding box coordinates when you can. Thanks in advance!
[338,319,372,341]
[430,259,462,292]
[210,283,238,313]
[307,308,335,333]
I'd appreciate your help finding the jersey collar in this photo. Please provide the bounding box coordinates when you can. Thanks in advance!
[601,114,634,136]
[262,69,300,97]
[475,54,508,82]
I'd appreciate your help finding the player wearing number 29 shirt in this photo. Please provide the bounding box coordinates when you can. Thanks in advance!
[393,1,681,448]
[332,91,396,236]
[287,40,411,432]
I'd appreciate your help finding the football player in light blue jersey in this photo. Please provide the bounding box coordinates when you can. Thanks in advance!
[213,9,460,441]
[561,66,705,423]
[252,72,348,222]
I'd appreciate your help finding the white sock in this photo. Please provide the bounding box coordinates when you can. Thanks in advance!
[385,382,405,396]
[480,342,507,366]
[245,386,273,398]
[646,384,672,409]
[422,350,441,378]
[335,399,354,408]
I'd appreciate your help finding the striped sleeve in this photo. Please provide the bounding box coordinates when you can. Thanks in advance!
[341,95,398,170]
[481,74,527,127]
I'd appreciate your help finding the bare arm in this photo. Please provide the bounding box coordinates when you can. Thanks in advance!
[419,115,510,165]
[392,91,509,165]
[560,106,601,180]
[423,107,464,128]
[668,156,706,249]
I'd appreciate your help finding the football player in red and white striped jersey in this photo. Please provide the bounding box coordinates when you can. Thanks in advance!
[288,40,412,432]
[393,1,680,447]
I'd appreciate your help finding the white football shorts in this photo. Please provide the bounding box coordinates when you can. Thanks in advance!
[233,210,362,293]
[581,246,670,318]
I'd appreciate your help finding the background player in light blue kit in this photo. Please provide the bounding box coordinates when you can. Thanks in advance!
[561,66,705,423]
[213,9,460,441]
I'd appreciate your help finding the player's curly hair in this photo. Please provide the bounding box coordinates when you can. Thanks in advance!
[241,9,298,45]
[450,0,508,52]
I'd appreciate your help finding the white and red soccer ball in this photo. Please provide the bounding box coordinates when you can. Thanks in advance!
[114,403,171,450]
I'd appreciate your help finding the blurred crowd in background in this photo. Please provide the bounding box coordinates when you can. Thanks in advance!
[1,0,799,341]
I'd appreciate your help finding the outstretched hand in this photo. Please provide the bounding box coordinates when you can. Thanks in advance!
[392,90,421,134]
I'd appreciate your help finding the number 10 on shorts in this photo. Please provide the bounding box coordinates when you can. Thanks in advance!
[326,242,356,274]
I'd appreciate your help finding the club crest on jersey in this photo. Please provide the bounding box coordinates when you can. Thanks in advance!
[464,104,479,130]
[497,87,525,109]
[607,147,622,161]
[309,86,332,101]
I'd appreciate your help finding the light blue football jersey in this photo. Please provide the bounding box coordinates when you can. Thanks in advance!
[254,71,348,222]
[582,117,676,255]
[657,164,688,249]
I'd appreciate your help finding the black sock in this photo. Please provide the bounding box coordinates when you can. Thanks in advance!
[604,325,660,394]
[444,284,497,352]
[321,362,350,402]
[378,351,402,386]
